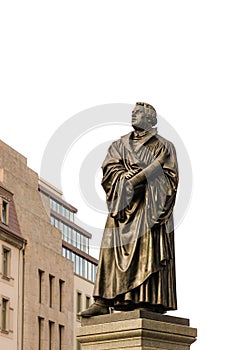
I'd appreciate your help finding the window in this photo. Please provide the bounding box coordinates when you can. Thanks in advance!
[75,255,80,275]
[85,295,91,309]
[1,297,9,332]
[1,199,9,225]
[72,229,77,247]
[50,216,54,225]
[2,246,11,279]
[38,270,44,303]
[54,219,59,229]
[76,291,82,321]
[59,280,64,312]
[83,259,87,279]
[77,233,81,249]
[49,321,54,350]
[49,275,54,308]
[67,226,72,244]
[59,325,64,350]
[62,247,66,258]
[38,317,44,350]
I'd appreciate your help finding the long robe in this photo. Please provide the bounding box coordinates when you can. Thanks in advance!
[93,129,179,311]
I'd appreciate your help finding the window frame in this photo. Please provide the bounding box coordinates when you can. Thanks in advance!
[59,324,64,350]
[59,279,65,312]
[0,198,9,225]
[48,320,55,350]
[49,274,55,308]
[85,295,91,309]
[38,269,44,304]
[2,246,11,280]
[1,296,10,333]
[76,291,82,321]
[38,316,44,350]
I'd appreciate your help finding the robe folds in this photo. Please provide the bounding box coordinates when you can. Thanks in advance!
[93,129,179,311]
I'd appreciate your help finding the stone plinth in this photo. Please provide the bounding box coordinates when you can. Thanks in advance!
[76,309,197,350]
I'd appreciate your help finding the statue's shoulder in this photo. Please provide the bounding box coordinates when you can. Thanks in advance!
[110,132,131,146]
[107,132,131,151]
[120,131,132,142]
[156,134,175,150]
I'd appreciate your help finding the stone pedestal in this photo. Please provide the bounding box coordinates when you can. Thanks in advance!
[76,309,197,350]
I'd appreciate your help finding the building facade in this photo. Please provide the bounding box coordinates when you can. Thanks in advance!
[0,139,98,350]
[0,140,74,349]
[0,182,26,350]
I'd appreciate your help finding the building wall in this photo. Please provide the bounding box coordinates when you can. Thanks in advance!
[0,242,21,350]
[0,140,74,350]
[0,177,25,350]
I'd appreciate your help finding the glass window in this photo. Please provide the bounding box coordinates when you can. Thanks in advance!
[72,229,77,247]
[38,317,44,350]
[49,321,54,350]
[87,261,90,280]
[82,237,86,252]
[75,255,80,275]
[62,247,66,258]
[68,226,72,244]
[59,280,64,312]
[77,233,81,249]
[67,250,72,260]
[79,257,83,277]
[49,275,55,308]
[1,298,9,332]
[38,269,44,304]
[80,235,83,251]
[76,292,82,321]
[59,325,64,350]
[84,259,88,279]
[86,295,91,309]
[63,225,68,242]
[50,216,54,225]
[54,219,59,228]
[59,203,63,215]
[2,246,11,278]
[70,212,74,222]
[1,199,9,225]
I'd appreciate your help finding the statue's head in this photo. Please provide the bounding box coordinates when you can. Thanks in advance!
[132,102,157,131]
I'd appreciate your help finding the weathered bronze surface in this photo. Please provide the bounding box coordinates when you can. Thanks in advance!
[82,102,179,316]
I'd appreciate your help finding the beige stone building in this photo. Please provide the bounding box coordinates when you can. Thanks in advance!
[0,140,98,350]
[0,140,74,349]
[0,180,26,350]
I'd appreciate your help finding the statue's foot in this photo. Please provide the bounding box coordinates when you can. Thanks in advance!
[79,302,110,317]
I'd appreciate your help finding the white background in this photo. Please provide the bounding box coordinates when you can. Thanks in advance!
[1,1,233,349]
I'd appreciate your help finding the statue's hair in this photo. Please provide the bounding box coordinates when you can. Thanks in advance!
[136,102,157,126]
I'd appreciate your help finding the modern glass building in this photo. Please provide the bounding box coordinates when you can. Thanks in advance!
[38,181,98,283]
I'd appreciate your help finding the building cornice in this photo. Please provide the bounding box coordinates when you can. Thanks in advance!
[51,210,92,239]
[0,224,27,249]
[38,184,78,213]
[62,240,98,265]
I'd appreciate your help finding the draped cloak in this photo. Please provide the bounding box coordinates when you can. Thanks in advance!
[93,129,179,311]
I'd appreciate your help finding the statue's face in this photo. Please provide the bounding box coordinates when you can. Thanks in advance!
[132,105,150,130]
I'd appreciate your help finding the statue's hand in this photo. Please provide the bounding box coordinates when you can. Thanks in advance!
[124,169,140,180]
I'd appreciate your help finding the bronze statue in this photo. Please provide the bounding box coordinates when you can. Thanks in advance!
[80,102,179,317]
